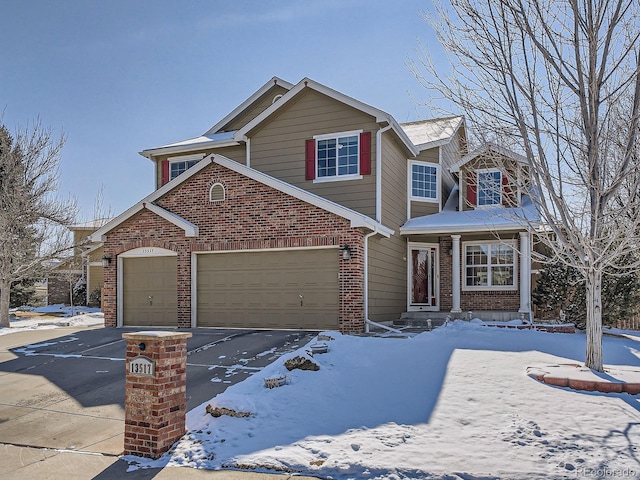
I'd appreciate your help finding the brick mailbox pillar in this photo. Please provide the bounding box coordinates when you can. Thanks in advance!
[122,331,192,458]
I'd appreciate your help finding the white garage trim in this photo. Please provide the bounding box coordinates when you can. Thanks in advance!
[117,247,177,327]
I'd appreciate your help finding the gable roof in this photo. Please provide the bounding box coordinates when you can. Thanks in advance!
[400,116,464,151]
[90,154,393,242]
[449,142,528,173]
[139,77,293,159]
[204,76,294,135]
[233,77,420,157]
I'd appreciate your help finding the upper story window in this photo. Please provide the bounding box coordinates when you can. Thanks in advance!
[464,241,516,290]
[477,169,502,206]
[305,130,371,183]
[410,161,439,202]
[161,154,204,185]
[170,158,200,180]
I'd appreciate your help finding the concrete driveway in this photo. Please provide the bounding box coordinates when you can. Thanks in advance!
[0,326,316,456]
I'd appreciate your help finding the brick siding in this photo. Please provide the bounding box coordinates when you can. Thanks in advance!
[103,162,366,332]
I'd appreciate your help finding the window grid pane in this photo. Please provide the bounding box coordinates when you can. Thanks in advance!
[412,163,438,199]
[170,159,200,180]
[317,135,358,178]
[465,243,515,287]
[478,171,501,206]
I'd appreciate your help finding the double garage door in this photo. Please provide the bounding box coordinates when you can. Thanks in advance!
[122,248,338,330]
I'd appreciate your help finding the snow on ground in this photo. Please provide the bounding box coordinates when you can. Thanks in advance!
[1,305,104,335]
[123,321,640,479]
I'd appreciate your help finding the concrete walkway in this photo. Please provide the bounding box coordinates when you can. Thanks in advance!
[0,326,321,480]
[2,443,321,480]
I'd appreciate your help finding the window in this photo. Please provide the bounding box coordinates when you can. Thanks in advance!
[464,241,516,289]
[477,169,502,206]
[306,130,369,182]
[317,133,359,178]
[209,183,225,202]
[410,161,439,202]
[170,159,200,180]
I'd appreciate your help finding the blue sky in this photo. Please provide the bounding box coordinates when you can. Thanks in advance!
[1,1,446,221]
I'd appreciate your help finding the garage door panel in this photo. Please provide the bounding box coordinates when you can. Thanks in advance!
[123,256,177,327]
[197,249,339,329]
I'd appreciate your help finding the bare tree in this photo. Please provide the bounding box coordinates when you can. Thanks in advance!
[0,122,77,327]
[410,0,640,371]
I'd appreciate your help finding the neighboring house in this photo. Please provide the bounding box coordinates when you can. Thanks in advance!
[48,219,110,306]
[90,76,539,333]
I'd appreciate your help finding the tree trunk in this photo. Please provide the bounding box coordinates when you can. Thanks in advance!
[585,269,604,372]
[0,281,11,328]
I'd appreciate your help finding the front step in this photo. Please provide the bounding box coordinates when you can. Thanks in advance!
[395,310,527,331]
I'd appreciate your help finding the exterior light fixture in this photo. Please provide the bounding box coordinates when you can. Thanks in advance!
[102,255,112,268]
[341,245,352,261]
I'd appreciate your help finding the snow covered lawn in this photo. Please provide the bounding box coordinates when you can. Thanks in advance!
[2,305,103,335]
[126,322,640,479]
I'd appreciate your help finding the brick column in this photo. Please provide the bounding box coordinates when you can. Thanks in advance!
[122,331,192,458]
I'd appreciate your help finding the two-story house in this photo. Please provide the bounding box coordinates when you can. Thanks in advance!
[90,77,538,333]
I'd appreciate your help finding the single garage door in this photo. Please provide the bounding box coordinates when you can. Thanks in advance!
[122,256,178,326]
[197,248,338,330]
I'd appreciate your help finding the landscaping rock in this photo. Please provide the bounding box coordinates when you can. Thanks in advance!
[285,355,319,371]
[206,404,251,418]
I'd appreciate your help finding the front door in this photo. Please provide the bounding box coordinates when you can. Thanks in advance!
[408,243,439,311]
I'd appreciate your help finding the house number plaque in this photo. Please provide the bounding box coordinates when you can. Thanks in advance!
[129,356,155,377]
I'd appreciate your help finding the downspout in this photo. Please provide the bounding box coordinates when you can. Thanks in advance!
[363,228,402,335]
[245,137,251,167]
[365,121,402,335]
[376,123,393,223]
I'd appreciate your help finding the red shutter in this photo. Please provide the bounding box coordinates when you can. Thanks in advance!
[161,160,169,185]
[466,171,477,206]
[502,170,514,205]
[360,131,371,175]
[305,139,316,180]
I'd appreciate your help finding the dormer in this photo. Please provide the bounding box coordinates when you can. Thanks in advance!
[450,143,528,211]
[401,116,466,219]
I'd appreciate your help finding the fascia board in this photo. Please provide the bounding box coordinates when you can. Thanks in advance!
[143,202,198,237]
[90,158,214,241]
[205,77,294,135]
[139,140,240,160]
[234,78,419,156]
[213,155,394,237]
[400,223,527,235]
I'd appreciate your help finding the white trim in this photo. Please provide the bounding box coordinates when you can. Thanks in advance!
[313,174,363,184]
[407,242,440,312]
[408,160,440,204]
[451,235,462,313]
[205,77,294,135]
[168,153,204,162]
[519,231,531,314]
[450,142,528,173]
[209,182,225,202]
[192,245,339,256]
[313,129,363,141]
[144,203,199,237]
[476,168,502,207]
[191,252,197,328]
[119,247,177,258]
[214,155,394,237]
[462,240,517,291]
[91,153,394,241]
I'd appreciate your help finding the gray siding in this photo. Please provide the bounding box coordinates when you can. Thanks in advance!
[249,89,379,218]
